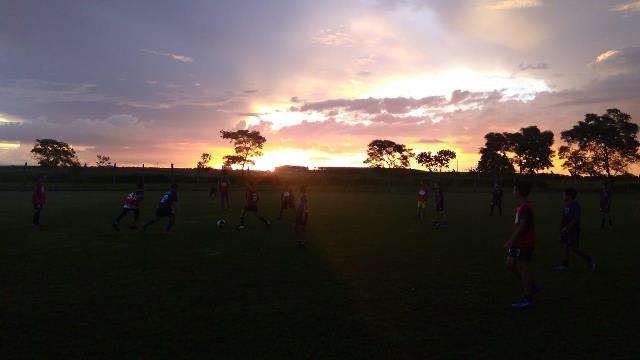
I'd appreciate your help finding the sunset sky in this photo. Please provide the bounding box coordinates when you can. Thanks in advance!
[1,0,640,171]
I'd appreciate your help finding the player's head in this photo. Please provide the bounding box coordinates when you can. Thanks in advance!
[170,183,178,191]
[564,187,577,201]
[300,185,307,194]
[601,182,608,190]
[37,175,45,182]
[514,181,532,199]
[137,182,144,190]
[247,181,254,189]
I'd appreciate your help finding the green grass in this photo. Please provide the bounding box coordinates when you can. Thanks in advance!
[1,189,638,359]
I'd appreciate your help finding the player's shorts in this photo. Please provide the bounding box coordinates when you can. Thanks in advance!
[244,204,258,212]
[560,232,580,247]
[506,247,534,261]
[436,202,444,212]
[600,207,610,214]
[417,201,427,209]
[33,203,43,210]
[281,201,295,209]
[155,207,174,218]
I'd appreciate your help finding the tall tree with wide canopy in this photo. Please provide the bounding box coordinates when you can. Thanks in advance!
[220,129,267,171]
[477,132,514,176]
[506,126,555,174]
[363,139,414,168]
[31,138,80,167]
[560,109,640,180]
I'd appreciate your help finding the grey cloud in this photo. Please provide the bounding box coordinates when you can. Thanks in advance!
[518,62,549,71]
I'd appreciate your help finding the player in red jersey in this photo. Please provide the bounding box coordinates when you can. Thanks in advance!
[278,183,295,220]
[416,181,428,220]
[295,186,309,248]
[505,181,539,309]
[32,175,46,229]
[112,182,145,231]
[238,182,270,229]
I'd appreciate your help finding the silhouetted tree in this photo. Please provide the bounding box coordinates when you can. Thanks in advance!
[416,151,437,171]
[196,153,212,170]
[561,109,640,180]
[433,149,457,172]
[96,154,112,167]
[220,129,267,171]
[363,139,414,168]
[558,146,592,177]
[223,155,245,168]
[506,126,554,174]
[31,138,80,167]
[477,132,514,176]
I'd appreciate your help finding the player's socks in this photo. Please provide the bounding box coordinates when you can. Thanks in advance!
[165,221,174,232]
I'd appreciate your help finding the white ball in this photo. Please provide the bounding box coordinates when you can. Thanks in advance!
[216,219,227,228]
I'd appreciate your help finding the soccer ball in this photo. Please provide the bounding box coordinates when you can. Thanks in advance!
[216,219,227,228]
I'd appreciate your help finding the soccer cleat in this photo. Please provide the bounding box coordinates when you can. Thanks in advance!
[511,298,533,310]
[532,283,541,296]
[588,257,596,271]
[238,225,245,230]
[552,264,569,272]
[112,223,120,232]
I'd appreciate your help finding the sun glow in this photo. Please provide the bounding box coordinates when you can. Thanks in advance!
[364,69,550,100]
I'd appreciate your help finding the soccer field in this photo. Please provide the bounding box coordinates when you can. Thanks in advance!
[1,189,638,358]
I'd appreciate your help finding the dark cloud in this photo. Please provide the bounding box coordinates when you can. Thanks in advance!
[518,62,549,71]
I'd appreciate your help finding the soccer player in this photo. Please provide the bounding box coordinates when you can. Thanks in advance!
[112,182,145,231]
[490,182,503,216]
[239,182,270,229]
[32,175,46,229]
[416,181,428,220]
[433,182,447,227]
[295,186,309,248]
[217,173,231,211]
[505,181,539,309]
[143,183,179,232]
[599,183,612,229]
[278,183,295,220]
[553,188,596,271]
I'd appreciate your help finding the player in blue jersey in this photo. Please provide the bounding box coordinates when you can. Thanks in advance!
[143,183,179,232]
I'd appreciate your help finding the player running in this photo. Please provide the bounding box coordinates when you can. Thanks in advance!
[143,183,179,232]
[416,181,428,221]
[217,173,231,211]
[599,183,612,229]
[505,181,539,310]
[278,183,295,220]
[295,186,309,248]
[112,182,145,231]
[553,188,596,271]
[490,182,503,216]
[32,175,46,229]
[239,182,270,229]
[433,182,447,227]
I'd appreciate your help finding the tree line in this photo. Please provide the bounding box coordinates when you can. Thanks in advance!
[28,108,639,180]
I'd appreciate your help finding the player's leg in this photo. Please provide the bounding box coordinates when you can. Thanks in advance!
[517,261,534,302]
[490,202,494,216]
[239,208,247,228]
[498,203,502,216]
[254,209,270,227]
[33,205,42,227]
[113,208,129,231]
[130,209,140,228]
[279,202,285,220]
[569,243,595,269]
[165,213,175,232]
[143,210,160,231]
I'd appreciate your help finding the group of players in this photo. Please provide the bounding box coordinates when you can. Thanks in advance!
[30,174,613,308]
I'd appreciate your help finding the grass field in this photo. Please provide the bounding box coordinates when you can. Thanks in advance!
[1,188,638,359]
